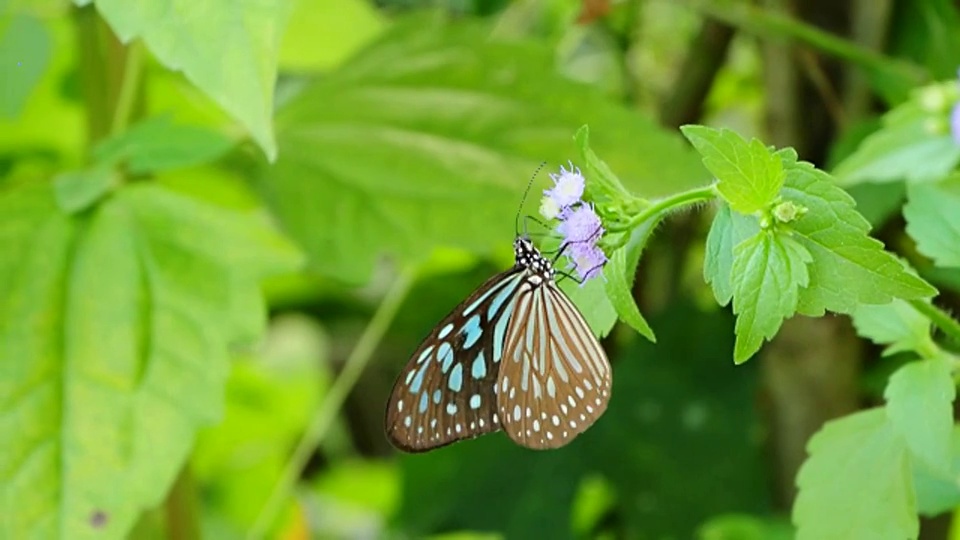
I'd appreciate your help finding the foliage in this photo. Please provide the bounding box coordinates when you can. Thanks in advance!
[3,0,960,539]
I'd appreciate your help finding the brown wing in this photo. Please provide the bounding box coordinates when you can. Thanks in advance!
[496,280,611,449]
[384,269,525,452]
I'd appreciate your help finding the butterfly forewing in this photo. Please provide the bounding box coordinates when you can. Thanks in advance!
[384,270,526,452]
[496,280,611,450]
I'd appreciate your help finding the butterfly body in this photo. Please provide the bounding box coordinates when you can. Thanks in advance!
[385,237,611,452]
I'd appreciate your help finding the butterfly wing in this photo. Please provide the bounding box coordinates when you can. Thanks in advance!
[385,269,526,452]
[496,280,611,449]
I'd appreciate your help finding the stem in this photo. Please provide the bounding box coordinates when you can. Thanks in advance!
[687,0,927,90]
[246,269,415,540]
[609,184,717,234]
[909,299,960,346]
[110,42,143,137]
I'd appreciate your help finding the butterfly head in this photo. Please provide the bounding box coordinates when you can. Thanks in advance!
[514,236,554,279]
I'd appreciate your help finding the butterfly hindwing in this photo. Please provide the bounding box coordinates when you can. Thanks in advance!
[384,269,526,452]
[496,280,611,449]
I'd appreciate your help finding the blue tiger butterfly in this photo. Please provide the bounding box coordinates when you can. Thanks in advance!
[384,173,611,452]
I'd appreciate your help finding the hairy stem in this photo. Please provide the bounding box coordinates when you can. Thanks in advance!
[609,184,717,236]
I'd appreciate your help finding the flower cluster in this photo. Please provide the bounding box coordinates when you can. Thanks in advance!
[540,162,607,283]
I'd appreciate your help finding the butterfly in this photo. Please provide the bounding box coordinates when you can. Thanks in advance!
[384,234,611,452]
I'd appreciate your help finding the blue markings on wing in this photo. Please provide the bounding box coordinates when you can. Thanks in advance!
[448,363,463,392]
[438,342,454,373]
[462,315,482,348]
[471,352,486,379]
[492,297,517,363]
[418,391,428,413]
[410,360,429,393]
[470,394,482,409]
[433,389,441,404]
[488,279,520,320]
[417,345,434,365]
[437,323,454,339]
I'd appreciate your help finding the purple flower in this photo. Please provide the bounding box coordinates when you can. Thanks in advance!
[951,101,960,144]
[537,161,607,284]
[543,162,585,210]
[567,242,607,283]
[557,203,603,244]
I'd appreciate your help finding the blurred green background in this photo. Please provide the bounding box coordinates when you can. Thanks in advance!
[4,0,960,538]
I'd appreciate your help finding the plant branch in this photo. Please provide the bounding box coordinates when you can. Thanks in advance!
[110,41,143,137]
[909,299,960,347]
[609,184,717,234]
[247,269,415,540]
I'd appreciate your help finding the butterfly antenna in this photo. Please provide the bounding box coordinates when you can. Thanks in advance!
[516,161,547,238]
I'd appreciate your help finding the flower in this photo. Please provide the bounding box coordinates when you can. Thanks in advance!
[557,203,603,244]
[539,195,561,220]
[538,161,607,284]
[543,162,585,210]
[567,242,607,282]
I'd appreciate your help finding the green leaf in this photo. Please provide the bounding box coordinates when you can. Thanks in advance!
[913,426,960,516]
[263,15,706,283]
[904,175,960,267]
[53,167,119,214]
[0,14,51,119]
[851,299,934,356]
[884,357,955,473]
[779,160,937,316]
[82,0,292,159]
[603,218,657,342]
[793,408,917,540]
[278,0,385,71]
[729,231,811,363]
[575,124,632,203]
[833,91,960,185]
[680,125,784,214]
[0,182,301,538]
[703,203,761,307]
[93,115,234,174]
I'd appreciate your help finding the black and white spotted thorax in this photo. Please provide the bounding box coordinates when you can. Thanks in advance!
[513,237,555,282]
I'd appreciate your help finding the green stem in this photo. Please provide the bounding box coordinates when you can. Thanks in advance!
[609,184,717,234]
[110,42,143,137]
[246,269,415,540]
[687,0,927,89]
[909,299,960,346]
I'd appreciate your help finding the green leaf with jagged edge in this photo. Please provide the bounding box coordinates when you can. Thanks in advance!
[680,125,784,214]
[729,231,812,363]
[904,175,960,267]
[74,0,291,159]
[603,217,657,342]
[885,357,956,474]
[575,125,633,205]
[93,115,234,174]
[0,182,301,538]
[703,202,761,307]
[793,408,917,540]
[262,14,707,284]
[603,216,663,342]
[833,84,960,186]
[851,299,935,357]
[558,257,618,340]
[778,158,937,316]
